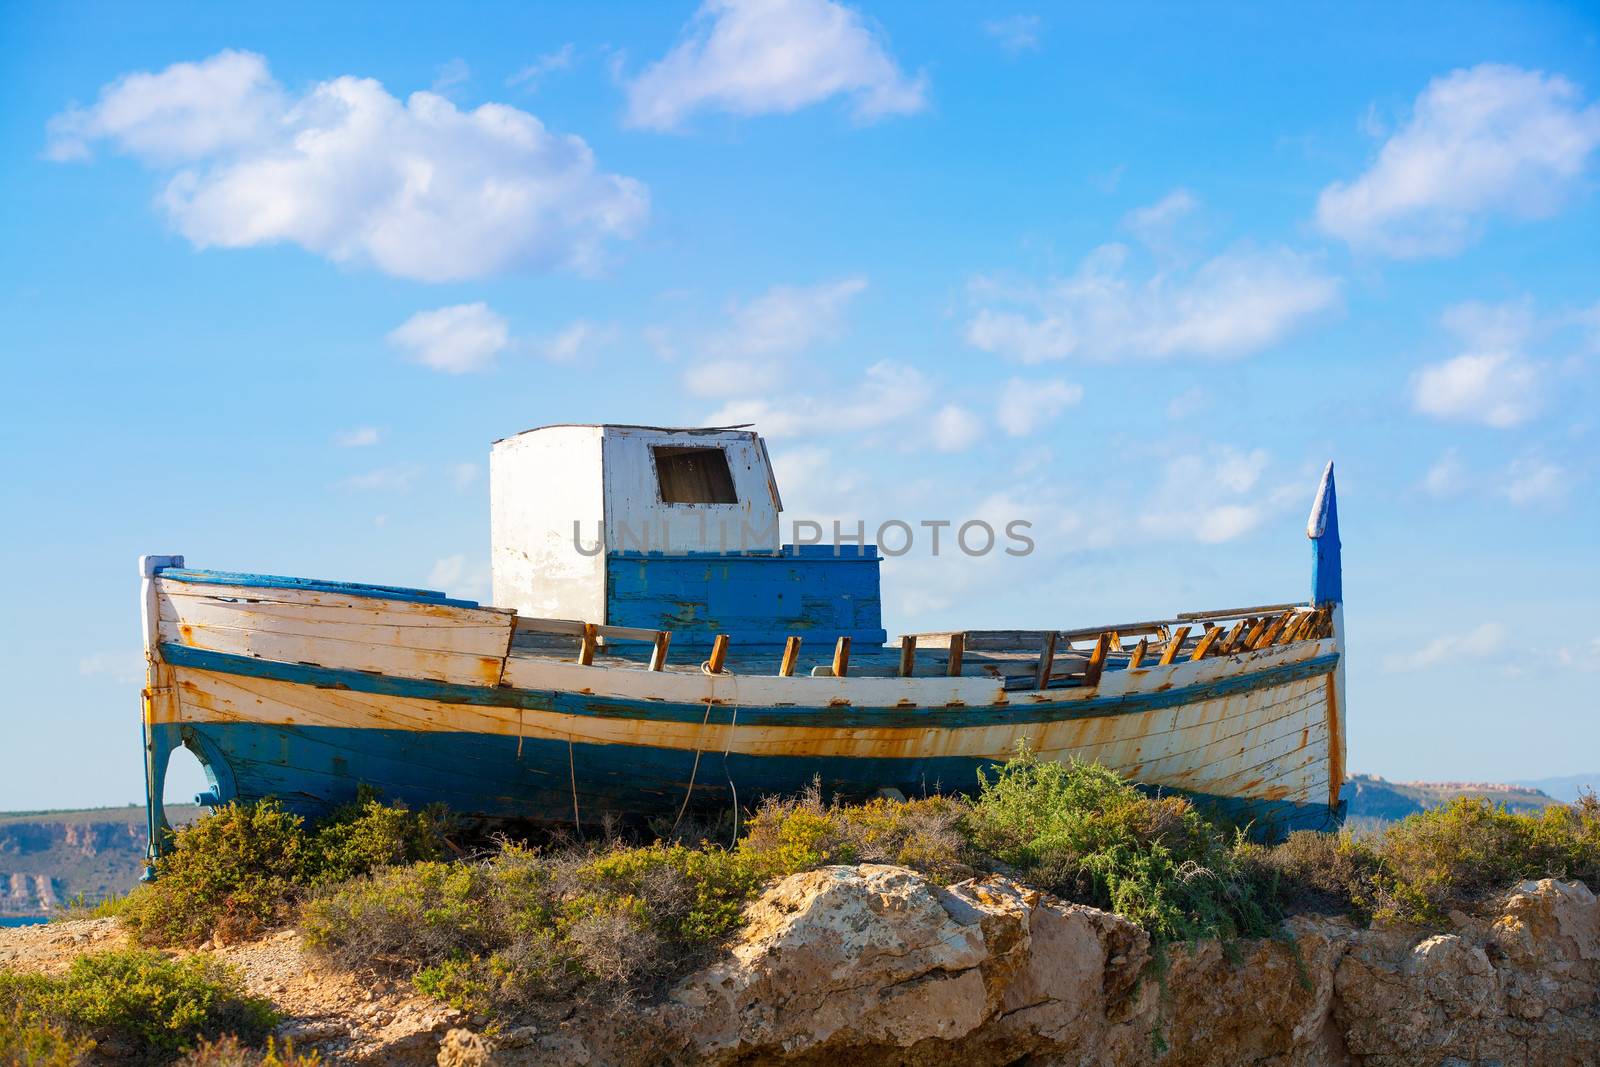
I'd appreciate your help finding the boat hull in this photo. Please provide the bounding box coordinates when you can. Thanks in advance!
[146,638,1345,841]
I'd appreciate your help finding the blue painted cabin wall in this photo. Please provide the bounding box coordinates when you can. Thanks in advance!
[604,545,887,648]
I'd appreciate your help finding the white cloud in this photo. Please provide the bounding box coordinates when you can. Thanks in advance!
[1316,64,1600,257]
[432,58,471,96]
[984,15,1041,53]
[1440,298,1537,350]
[537,319,618,362]
[1420,449,1469,497]
[1501,456,1567,506]
[1138,447,1276,544]
[46,50,284,163]
[342,465,423,492]
[450,463,482,489]
[334,426,381,448]
[1386,622,1505,672]
[682,277,867,396]
[1122,187,1198,256]
[79,651,144,686]
[706,360,932,437]
[426,554,490,600]
[931,405,983,452]
[997,377,1083,436]
[625,0,927,131]
[1413,352,1540,428]
[49,50,647,281]
[1555,638,1600,672]
[1412,299,1542,428]
[966,241,1338,364]
[508,44,576,90]
[388,303,509,374]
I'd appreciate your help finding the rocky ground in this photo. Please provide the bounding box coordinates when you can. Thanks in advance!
[3,867,1597,1066]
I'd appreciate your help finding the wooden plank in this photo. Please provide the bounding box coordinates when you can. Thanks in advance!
[904,623,1168,651]
[707,634,729,674]
[1240,617,1268,649]
[1128,638,1149,669]
[648,631,671,672]
[159,618,506,687]
[1281,613,1311,644]
[1190,626,1223,661]
[1251,612,1292,649]
[832,636,852,678]
[1057,622,1167,644]
[946,633,965,677]
[1034,631,1058,690]
[898,635,916,678]
[1158,625,1192,666]
[513,617,665,645]
[599,623,666,644]
[779,636,802,677]
[578,623,597,666]
[1083,633,1110,688]
[1217,619,1247,655]
[1324,673,1343,810]
[1315,606,1334,638]
[513,616,587,638]
[163,593,512,657]
[1175,602,1307,622]
[903,630,1041,651]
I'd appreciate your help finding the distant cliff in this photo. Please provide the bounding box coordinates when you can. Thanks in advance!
[1343,774,1558,823]
[0,805,200,917]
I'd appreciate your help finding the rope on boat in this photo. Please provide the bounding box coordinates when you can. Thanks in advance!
[669,702,715,839]
[567,737,582,839]
[668,658,744,843]
[722,704,740,848]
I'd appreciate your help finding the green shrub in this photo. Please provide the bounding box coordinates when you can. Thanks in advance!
[305,790,447,885]
[120,801,309,947]
[304,844,702,1018]
[964,752,1276,943]
[0,951,276,1064]
[1365,794,1600,925]
[1236,829,1380,918]
[0,1004,94,1067]
[176,1035,321,1066]
[739,785,974,884]
[121,792,447,947]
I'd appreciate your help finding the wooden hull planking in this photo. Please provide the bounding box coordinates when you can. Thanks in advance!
[141,569,1346,842]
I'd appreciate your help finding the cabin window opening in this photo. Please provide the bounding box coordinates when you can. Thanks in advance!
[653,446,739,504]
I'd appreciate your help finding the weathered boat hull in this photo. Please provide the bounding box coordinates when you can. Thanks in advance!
[141,572,1345,843]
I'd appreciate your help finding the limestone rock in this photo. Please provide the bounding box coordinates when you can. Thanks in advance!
[6,869,1599,1066]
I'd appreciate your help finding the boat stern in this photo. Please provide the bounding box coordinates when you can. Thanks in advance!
[139,553,185,875]
[1307,463,1348,827]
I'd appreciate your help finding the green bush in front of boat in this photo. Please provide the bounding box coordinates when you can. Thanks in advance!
[963,751,1278,941]
[301,788,977,1019]
[120,789,446,947]
[100,756,1600,1028]
[0,949,277,1064]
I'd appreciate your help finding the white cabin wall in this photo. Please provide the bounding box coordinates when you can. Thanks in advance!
[490,426,607,621]
[601,427,780,554]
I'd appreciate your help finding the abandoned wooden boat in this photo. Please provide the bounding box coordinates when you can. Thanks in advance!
[140,424,1347,858]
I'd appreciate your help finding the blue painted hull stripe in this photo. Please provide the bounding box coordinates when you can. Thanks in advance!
[152,721,1342,839]
[155,568,483,608]
[158,642,1339,731]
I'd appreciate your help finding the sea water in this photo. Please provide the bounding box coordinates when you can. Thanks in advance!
[0,917,49,927]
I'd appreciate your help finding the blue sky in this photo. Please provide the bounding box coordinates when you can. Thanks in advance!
[3,1,1598,809]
